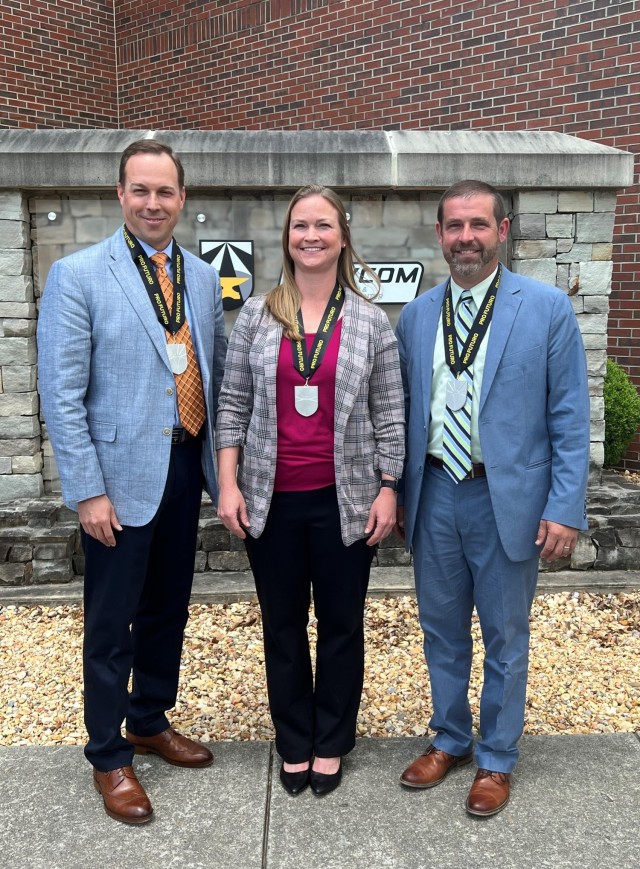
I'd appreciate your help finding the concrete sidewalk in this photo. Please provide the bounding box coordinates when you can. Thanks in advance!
[0,733,637,869]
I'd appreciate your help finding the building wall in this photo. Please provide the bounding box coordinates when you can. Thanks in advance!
[0,0,638,465]
[0,0,118,128]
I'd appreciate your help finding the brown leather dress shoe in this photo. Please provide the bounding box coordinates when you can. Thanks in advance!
[93,766,153,824]
[125,727,214,768]
[400,744,473,788]
[466,768,511,816]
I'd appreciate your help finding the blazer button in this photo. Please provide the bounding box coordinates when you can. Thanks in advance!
[163,427,171,436]
[166,387,174,396]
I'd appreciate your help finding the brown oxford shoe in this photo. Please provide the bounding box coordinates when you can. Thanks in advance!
[466,768,511,816]
[400,744,473,788]
[93,765,153,824]
[125,727,214,768]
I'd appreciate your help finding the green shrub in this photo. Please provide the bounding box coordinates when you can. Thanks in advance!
[604,359,640,467]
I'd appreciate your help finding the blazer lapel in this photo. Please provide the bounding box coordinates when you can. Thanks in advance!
[108,231,173,373]
[479,271,522,411]
[420,284,445,431]
[334,291,366,429]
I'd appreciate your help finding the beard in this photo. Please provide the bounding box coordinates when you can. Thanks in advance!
[444,242,500,278]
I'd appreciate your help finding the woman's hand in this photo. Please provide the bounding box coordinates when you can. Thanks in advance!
[364,488,397,546]
[217,484,251,539]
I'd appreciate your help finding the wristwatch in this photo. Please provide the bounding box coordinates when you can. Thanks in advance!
[379,479,398,492]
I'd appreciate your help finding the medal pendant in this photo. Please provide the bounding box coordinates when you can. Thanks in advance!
[294,384,318,417]
[167,343,188,375]
[446,376,468,411]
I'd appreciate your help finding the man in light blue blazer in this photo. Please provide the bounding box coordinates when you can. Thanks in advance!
[396,181,589,816]
[38,140,227,824]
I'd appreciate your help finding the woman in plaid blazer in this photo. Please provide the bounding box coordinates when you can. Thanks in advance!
[216,186,405,797]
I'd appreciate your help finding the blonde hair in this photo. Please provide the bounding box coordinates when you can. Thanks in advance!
[265,185,379,339]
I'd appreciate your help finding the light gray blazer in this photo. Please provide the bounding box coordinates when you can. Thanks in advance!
[215,290,405,545]
[37,227,228,526]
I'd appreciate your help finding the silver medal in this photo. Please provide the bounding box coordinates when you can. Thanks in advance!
[167,343,188,375]
[294,384,318,417]
[446,376,468,411]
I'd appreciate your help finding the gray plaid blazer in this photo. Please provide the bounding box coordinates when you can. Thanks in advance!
[216,290,405,545]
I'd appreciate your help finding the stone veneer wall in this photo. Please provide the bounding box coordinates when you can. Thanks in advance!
[0,187,625,584]
[0,129,634,586]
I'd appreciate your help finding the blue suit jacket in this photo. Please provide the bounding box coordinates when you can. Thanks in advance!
[396,266,590,562]
[38,227,227,526]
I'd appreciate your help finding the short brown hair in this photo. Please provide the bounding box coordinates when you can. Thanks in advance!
[437,180,506,226]
[119,139,185,189]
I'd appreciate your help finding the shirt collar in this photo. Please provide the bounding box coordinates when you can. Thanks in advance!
[450,265,499,310]
[136,236,174,261]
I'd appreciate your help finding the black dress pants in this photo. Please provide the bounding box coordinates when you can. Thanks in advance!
[244,485,373,763]
[82,437,203,772]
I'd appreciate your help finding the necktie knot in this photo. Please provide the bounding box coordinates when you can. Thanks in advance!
[151,252,169,269]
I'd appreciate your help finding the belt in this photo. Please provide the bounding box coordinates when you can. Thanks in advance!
[427,455,486,479]
[171,426,199,445]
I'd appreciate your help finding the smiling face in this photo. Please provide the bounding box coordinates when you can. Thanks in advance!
[436,193,510,287]
[287,194,346,278]
[117,152,185,250]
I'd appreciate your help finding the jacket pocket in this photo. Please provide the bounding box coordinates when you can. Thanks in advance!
[88,420,116,442]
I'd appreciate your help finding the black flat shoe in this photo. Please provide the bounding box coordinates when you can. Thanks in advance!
[309,760,342,796]
[279,763,310,795]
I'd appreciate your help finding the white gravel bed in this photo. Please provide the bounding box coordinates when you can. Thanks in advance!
[1,592,638,746]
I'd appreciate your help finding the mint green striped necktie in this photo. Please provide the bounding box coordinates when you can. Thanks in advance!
[442,289,474,482]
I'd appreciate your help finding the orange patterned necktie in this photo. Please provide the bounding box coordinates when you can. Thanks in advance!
[151,252,206,436]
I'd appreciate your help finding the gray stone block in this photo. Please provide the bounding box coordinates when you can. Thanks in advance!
[0,336,37,365]
[556,243,593,263]
[0,415,40,437]
[0,456,11,474]
[513,190,558,213]
[0,561,29,584]
[382,198,423,227]
[12,454,43,474]
[0,438,40,457]
[0,275,34,303]
[199,520,230,551]
[576,212,616,243]
[0,192,28,220]
[2,318,36,337]
[578,261,613,295]
[583,295,610,314]
[558,190,593,212]
[545,213,574,237]
[579,313,608,334]
[511,258,557,285]
[1,365,37,392]
[193,550,207,572]
[207,550,251,571]
[0,219,30,247]
[594,190,617,212]
[0,249,32,275]
[32,558,73,584]
[33,540,73,560]
[0,473,44,500]
[8,543,32,562]
[512,239,557,259]
[0,391,38,416]
[581,332,607,350]
[510,213,546,239]
[616,527,640,548]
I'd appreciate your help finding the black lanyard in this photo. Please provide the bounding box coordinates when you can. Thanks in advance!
[442,265,502,376]
[290,284,345,381]
[123,225,185,336]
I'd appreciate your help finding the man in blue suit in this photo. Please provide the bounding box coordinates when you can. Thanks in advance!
[396,181,589,816]
[38,140,227,824]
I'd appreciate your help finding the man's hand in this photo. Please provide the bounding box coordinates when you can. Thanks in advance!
[394,505,405,541]
[78,495,122,547]
[536,519,578,563]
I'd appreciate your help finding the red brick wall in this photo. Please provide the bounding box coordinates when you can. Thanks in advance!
[0,0,638,464]
[0,0,117,128]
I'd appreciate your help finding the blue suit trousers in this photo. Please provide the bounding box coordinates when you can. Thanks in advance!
[412,463,539,773]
